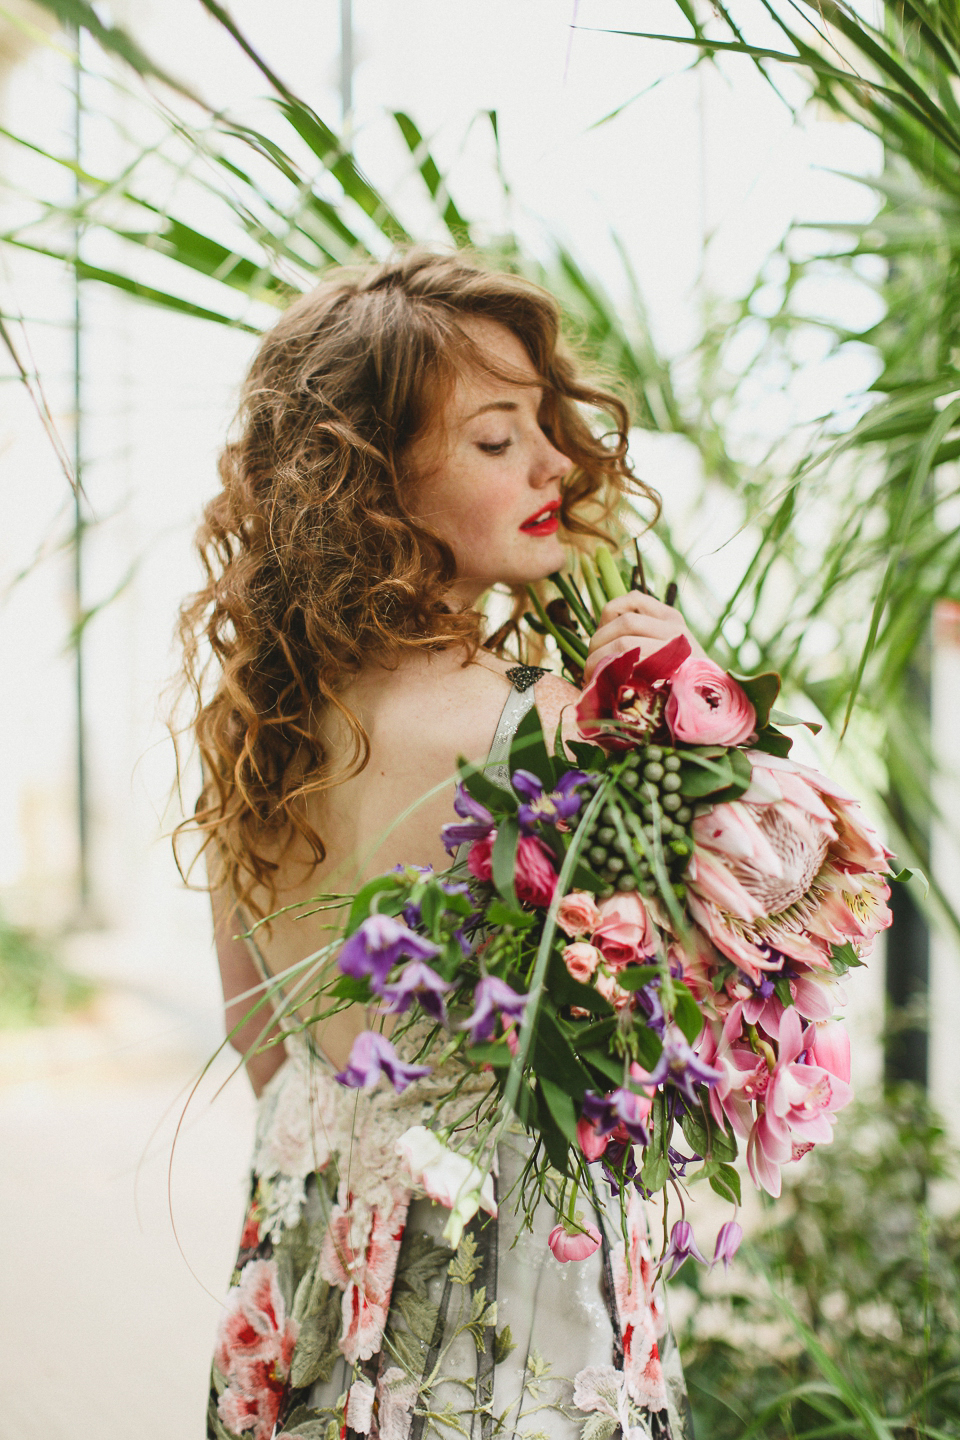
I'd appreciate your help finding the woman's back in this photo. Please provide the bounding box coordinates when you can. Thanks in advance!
[239,651,575,1065]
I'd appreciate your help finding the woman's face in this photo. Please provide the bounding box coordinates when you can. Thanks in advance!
[406,318,573,606]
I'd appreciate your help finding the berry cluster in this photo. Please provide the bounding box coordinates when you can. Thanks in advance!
[583,746,694,900]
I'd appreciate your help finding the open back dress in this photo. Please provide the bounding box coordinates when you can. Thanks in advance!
[206,670,694,1440]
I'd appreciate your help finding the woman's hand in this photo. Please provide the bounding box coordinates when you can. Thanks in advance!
[583,592,705,685]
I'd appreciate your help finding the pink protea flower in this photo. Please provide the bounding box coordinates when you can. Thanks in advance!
[665,657,756,745]
[557,890,602,938]
[592,892,656,969]
[467,831,558,908]
[548,1219,603,1262]
[576,636,691,749]
[687,751,892,983]
[745,1006,854,1197]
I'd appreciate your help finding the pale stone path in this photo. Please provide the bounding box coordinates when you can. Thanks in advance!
[0,982,256,1439]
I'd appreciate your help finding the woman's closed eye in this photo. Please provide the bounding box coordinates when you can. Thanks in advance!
[477,439,512,455]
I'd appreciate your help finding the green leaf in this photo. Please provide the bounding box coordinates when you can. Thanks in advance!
[672,982,703,1045]
[830,941,866,975]
[465,1042,513,1068]
[532,1007,593,1098]
[774,975,793,1008]
[640,1151,669,1191]
[547,950,614,1014]
[750,725,794,757]
[486,899,535,930]
[535,1084,573,1171]
[632,1025,664,1071]
[731,670,781,729]
[345,875,406,934]
[458,756,517,815]
[329,975,371,1003]
[615,964,661,991]
[581,1046,623,1085]
[679,751,737,797]
[893,865,930,896]
[708,1162,742,1206]
[508,705,556,790]
[539,1076,579,1144]
[770,707,822,734]
[491,818,520,907]
[680,1105,737,1162]
[493,1324,516,1363]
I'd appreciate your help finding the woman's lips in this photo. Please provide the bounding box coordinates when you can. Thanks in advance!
[520,502,561,536]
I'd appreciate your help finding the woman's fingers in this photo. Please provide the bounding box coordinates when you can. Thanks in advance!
[583,589,704,684]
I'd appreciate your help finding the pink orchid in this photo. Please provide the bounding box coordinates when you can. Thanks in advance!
[665,657,756,746]
[576,635,691,749]
[809,1019,851,1083]
[746,1006,854,1197]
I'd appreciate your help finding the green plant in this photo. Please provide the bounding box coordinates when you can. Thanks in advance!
[0,911,93,1026]
[672,1088,960,1437]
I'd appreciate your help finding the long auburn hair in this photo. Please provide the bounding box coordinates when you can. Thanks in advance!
[176,248,655,915]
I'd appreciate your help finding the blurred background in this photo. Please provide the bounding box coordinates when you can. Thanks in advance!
[1,1,959,1435]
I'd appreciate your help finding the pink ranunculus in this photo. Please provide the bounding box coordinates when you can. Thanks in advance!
[468,830,558,909]
[563,942,602,984]
[576,1114,609,1162]
[557,890,602,938]
[576,636,692,750]
[592,893,656,969]
[548,1220,602,1262]
[809,1019,851,1083]
[665,657,756,746]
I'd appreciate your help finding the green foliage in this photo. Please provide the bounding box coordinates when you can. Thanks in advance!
[674,1088,960,1437]
[0,911,92,1027]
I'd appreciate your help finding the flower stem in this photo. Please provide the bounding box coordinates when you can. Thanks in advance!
[579,554,607,621]
[525,586,589,665]
[747,1022,777,1072]
[548,569,597,636]
[595,544,629,601]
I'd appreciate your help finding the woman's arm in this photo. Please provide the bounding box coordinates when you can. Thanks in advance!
[211,887,288,1098]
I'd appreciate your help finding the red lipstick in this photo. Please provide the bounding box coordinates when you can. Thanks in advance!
[520,500,561,536]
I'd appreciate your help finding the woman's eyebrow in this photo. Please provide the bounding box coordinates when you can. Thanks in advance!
[463,400,519,421]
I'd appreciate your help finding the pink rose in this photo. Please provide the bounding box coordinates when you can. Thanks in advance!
[548,1220,602,1262]
[665,657,756,746]
[557,890,602,938]
[563,942,602,984]
[592,893,656,969]
[467,831,558,909]
[595,969,633,1010]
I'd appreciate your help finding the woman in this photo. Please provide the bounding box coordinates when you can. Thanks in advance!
[181,251,699,1440]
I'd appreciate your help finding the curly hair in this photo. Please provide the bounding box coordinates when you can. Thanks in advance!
[176,248,655,915]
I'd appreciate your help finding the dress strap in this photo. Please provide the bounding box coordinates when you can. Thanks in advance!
[233,898,313,1050]
[484,674,545,792]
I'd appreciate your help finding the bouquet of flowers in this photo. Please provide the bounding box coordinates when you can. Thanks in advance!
[278,546,894,1273]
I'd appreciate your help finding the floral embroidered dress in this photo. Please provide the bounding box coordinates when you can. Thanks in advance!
[208,671,695,1440]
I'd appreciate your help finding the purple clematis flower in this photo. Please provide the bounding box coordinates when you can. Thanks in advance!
[441,785,496,856]
[712,1220,744,1273]
[380,960,453,1022]
[645,1024,724,1107]
[337,915,440,994]
[335,1030,431,1093]
[461,976,530,1043]
[600,1138,638,1193]
[511,769,592,832]
[660,1219,708,1279]
[581,1086,652,1146]
[635,981,665,1036]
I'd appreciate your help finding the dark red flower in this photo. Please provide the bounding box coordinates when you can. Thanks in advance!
[575,636,692,749]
